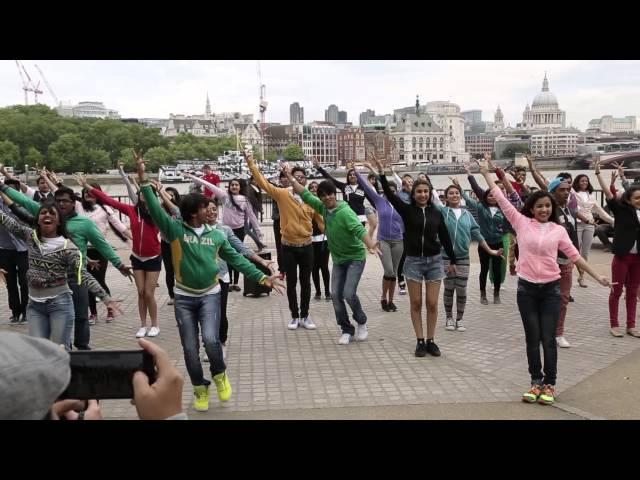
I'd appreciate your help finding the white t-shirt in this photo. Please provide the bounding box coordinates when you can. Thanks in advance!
[489,207,499,217]
[631,210,640,254]
[41,236,66,253]
[451,208,463,220]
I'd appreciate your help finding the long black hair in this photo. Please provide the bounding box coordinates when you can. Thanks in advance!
[572,174,594,194]
[227,178,245,212]
[136,186,156,224]
[622,184,640,206]
[81,182,129,243]
[520,190,559,224]
[35,203,68,240]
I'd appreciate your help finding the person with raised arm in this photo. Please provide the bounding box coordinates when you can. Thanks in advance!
[460,159,509,305]
[358,156,404,312]
[285,163,379,345]
[0,164,132,351]
[246,152,323,331]
[594,158,640,338]
[477,159,611,405]
[136,153,284,411]
[440,173,502,331]
[0,202,122,349]
[313,157,374,225]
[307,181,331,302]
[377,158,457,358]
[75,172,162,339]
[184,173,263,291]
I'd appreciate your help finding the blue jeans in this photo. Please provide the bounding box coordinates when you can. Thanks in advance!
[174,293,224,386]
[28,292,75,350]
[331,260,367,335]
[69,278,90,350]
[516,279,561,386]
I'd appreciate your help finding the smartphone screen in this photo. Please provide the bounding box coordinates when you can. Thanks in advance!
[60,350,157,400]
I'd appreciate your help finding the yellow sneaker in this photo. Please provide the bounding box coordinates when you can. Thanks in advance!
[522,384,542,403]
[538,385,556,405]
[193,385,210,412]
[213,372,232,402]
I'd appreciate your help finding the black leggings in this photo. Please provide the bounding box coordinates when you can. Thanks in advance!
[397,251,407,284]
[161,240,175,298]
[312,240,330,296]
[229,227,246,285]
[87,248,111,316]
[479,241,504,292]
[219,280,229,344]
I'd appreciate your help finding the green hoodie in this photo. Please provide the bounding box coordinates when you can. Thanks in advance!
[435,205,485,260]
[141,183,266,293]
[300,189,366,265]
[2,185,123,269]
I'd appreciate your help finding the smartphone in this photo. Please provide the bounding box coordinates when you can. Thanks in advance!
[60,350,157,400]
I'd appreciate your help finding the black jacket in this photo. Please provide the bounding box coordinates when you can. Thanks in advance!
[317,166,373,217]
[380,174,456,263]
[557,205,579,261]
[607,197,640,256]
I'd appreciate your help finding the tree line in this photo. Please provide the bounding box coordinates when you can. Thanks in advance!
[0,105,303,174]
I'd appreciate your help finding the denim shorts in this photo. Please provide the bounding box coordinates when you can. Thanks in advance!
[403,254,445,283]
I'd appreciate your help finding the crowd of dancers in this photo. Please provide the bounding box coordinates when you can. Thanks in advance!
[2,150,639,411]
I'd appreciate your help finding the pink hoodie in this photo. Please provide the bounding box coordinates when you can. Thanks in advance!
[492,186,580,284]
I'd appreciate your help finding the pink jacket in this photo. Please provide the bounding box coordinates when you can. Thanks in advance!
[492,186,580,283]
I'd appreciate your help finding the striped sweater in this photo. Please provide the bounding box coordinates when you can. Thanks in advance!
[0,212,111,302]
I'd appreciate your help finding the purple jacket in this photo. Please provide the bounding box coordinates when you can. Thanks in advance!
[355,171,404,241]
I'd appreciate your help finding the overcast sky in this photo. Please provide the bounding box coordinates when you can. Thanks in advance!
[1,60,638,130]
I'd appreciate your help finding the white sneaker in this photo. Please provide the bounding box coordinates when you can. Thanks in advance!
[556,336,571,348]
[288,318,299,330]
[445,317,455,331]
[456,320,466,332]
[338,333,351,345]
[398,283,407,295]
[355,323,368,341]
[135,327,148,338]
[301,316,317,330]
[147,326,160,337]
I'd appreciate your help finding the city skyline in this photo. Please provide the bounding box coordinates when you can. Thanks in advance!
[1,60,639,130]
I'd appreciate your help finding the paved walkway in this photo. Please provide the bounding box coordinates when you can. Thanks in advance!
[2,229,639,420]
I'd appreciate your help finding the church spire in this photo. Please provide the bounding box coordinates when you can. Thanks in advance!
[542,72,549,92]
[415,94,420,115]
[205,93,212,119]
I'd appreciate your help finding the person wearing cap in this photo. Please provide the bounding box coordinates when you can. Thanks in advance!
[549,177,580,348]
[0,332,187,420]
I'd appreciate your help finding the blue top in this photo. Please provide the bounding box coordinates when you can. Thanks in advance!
[355,171,404,241]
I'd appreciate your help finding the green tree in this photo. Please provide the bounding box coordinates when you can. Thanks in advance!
[85,149,112,173]
[283,143,304,162]
[265,151,278,162]
[144,146,175,172]
[23,147,44,168]
[47,134,88,173]
[0,140,20,167]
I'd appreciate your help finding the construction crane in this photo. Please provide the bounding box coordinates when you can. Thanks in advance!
[257,61,268,161]
[15,60,31,105]
[15,61,43,104]
[35,64,59,106]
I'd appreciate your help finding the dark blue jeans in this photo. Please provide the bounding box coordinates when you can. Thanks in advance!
[331,259,367,335]
[69,277,90,350]
[516,278,561,386]
[174,293,224,387]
